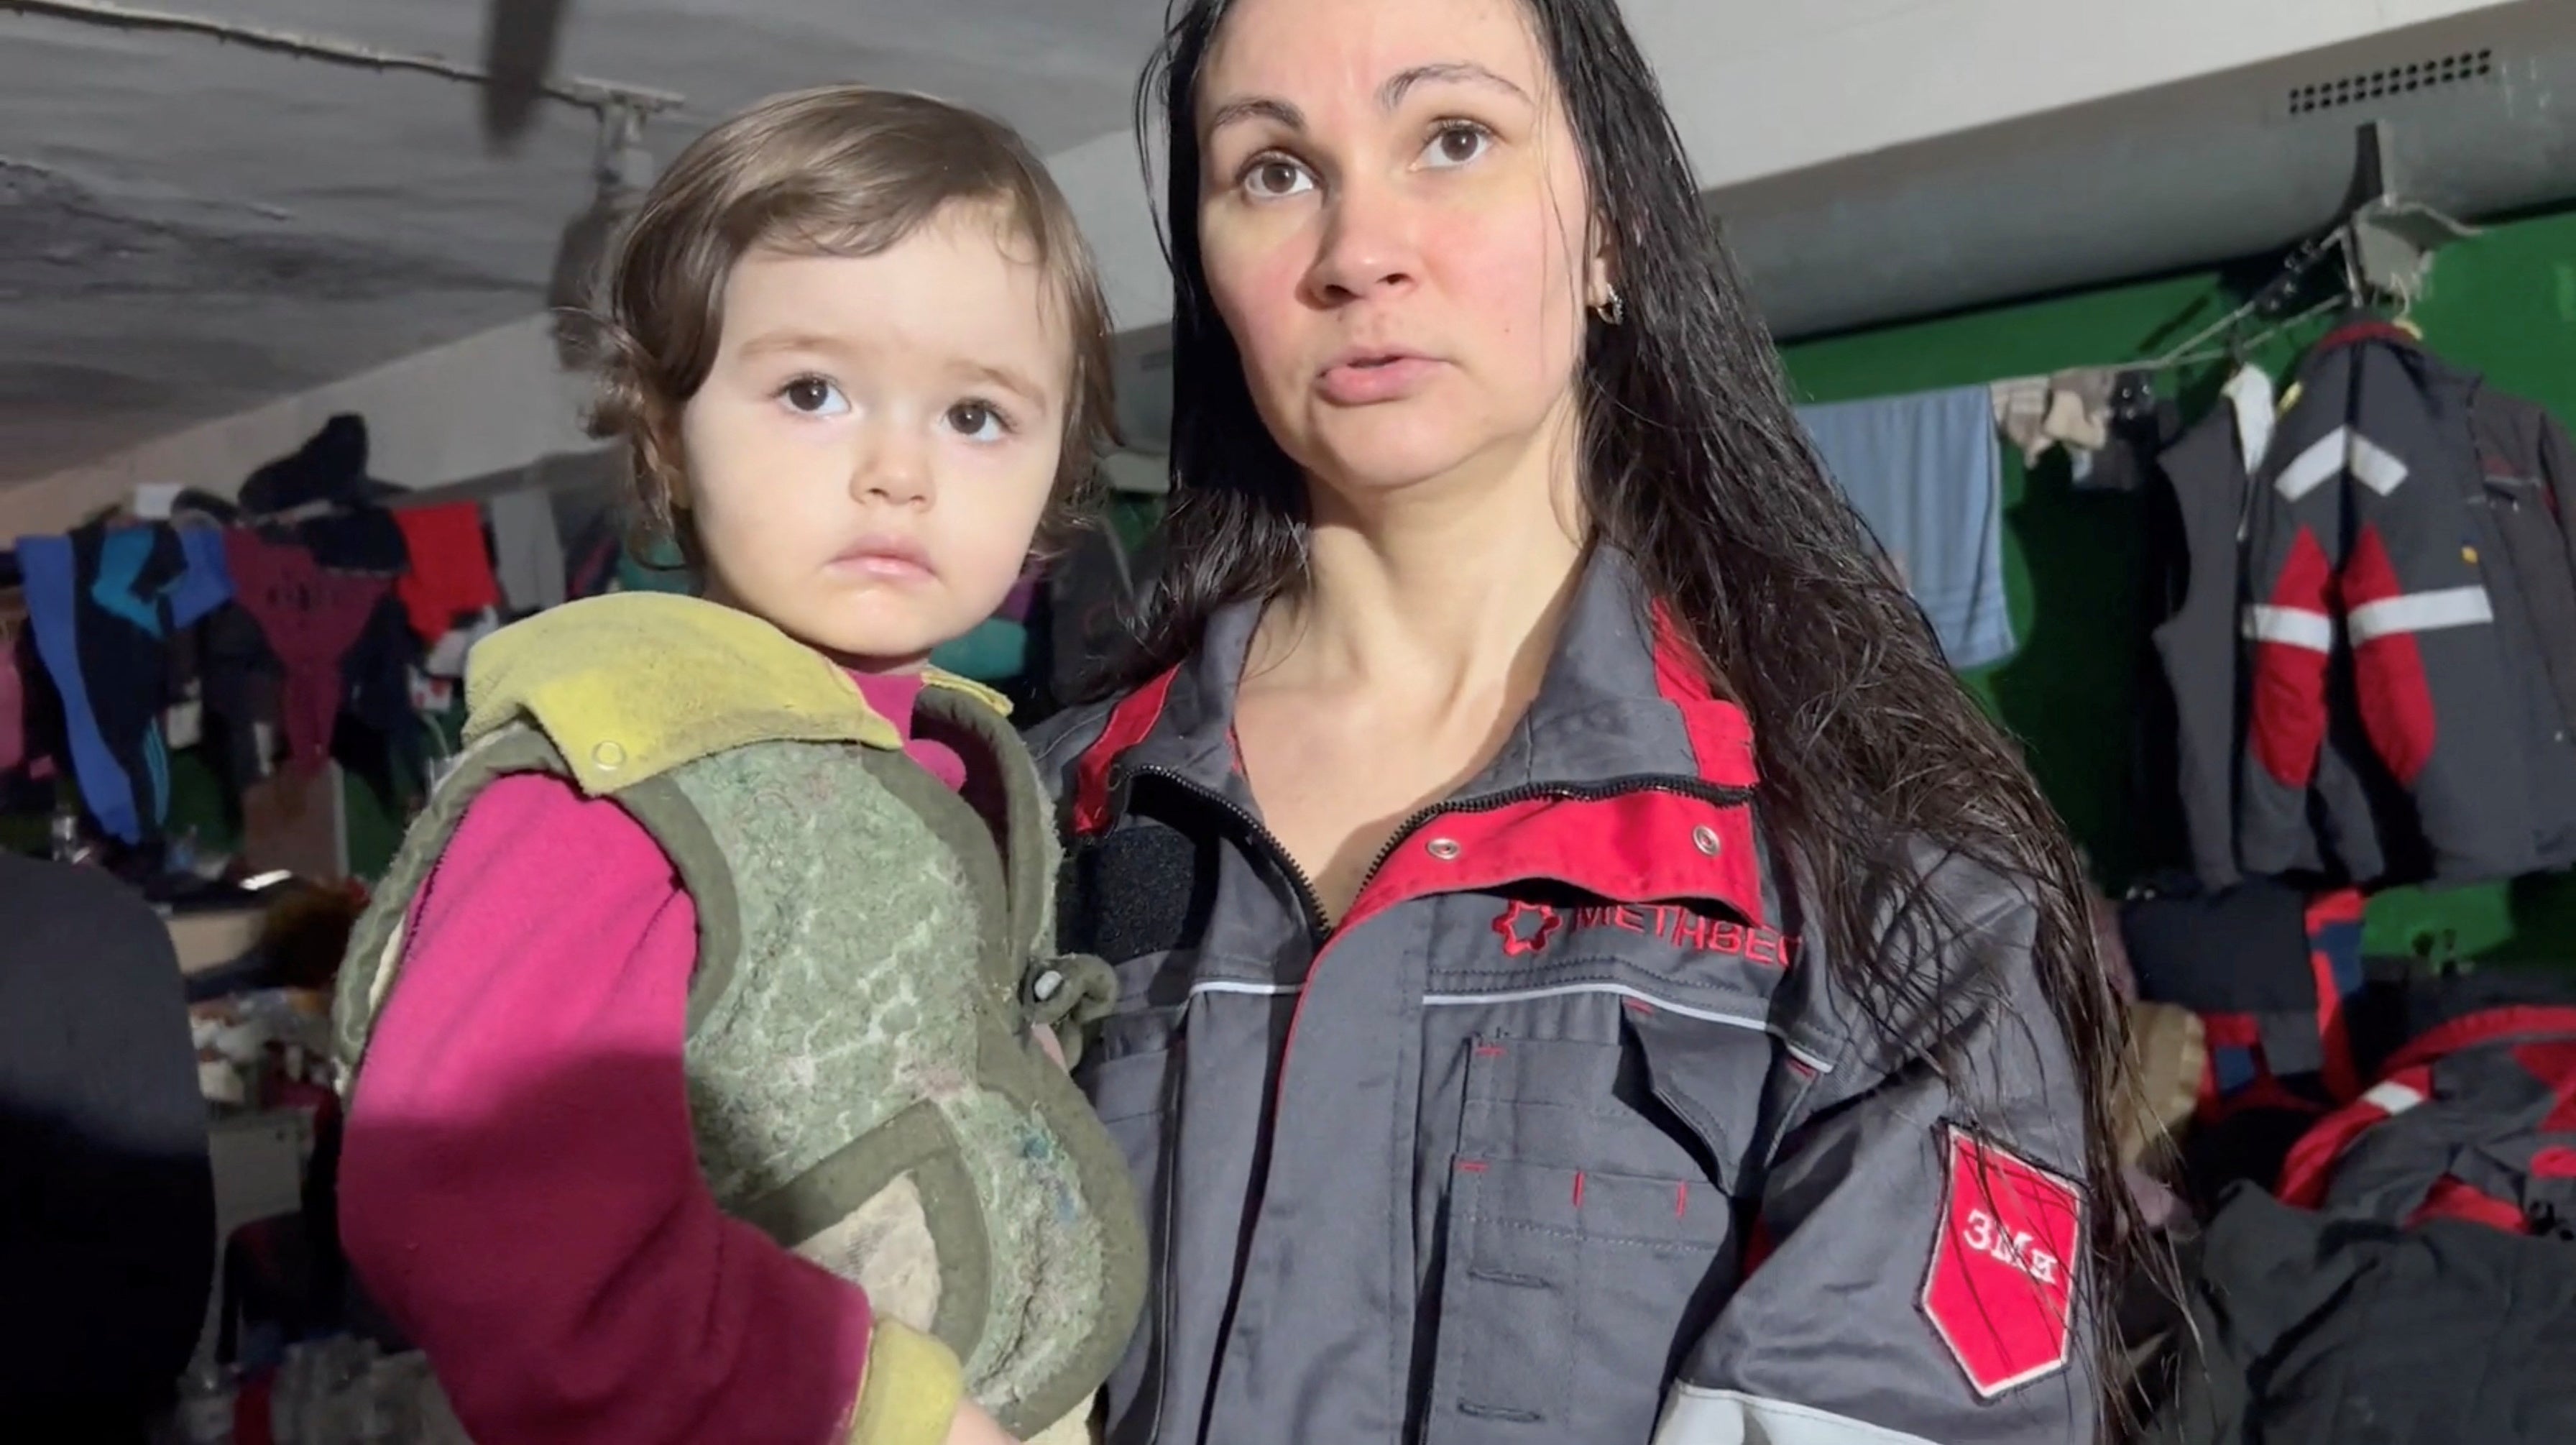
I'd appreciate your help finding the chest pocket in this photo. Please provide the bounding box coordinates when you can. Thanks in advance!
[1426,1008,1773,1445]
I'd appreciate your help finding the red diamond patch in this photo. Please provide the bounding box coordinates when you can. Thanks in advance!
[1919,1127,2082,1398]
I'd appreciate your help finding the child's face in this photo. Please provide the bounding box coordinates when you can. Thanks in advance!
[678,205,1068,669]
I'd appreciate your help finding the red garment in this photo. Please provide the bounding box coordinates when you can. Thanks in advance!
[392,504,501,643]
[221,531,389,770]
[338,670,966,1444]
[850,671,965,790]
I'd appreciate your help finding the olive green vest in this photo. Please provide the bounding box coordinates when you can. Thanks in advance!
[331,595,1141,1436]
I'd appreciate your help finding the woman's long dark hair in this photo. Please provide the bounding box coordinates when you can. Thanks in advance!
[1122,0,2140,1431]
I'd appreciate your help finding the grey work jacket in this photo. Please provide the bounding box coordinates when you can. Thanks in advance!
[1031,551,2097,1445]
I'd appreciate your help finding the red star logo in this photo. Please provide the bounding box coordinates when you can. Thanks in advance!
[1493,901,1561,956]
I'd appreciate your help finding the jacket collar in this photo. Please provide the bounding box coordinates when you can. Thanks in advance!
[1096,546,1757,812]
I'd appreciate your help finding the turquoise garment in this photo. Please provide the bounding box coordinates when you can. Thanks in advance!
[930,618,1028,683]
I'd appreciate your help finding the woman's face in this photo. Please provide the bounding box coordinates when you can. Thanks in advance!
[1194,0,1606,501]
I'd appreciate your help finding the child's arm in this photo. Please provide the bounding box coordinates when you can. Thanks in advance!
[339,774,959,1444]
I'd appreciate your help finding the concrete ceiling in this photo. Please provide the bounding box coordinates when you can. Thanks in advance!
[0,0,1166,482]
[5,0,2542,498]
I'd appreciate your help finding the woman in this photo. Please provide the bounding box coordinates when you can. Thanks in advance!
[1033,0,2134,1441]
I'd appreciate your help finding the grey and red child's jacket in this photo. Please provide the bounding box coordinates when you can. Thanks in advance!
[1030,549,2099,1445]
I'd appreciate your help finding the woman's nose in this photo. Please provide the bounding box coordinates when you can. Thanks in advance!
[1304,173,1418,306]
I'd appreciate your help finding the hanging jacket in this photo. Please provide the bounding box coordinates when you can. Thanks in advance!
[2465,385,2576,868]
[2237,321,2547,887]
[1031,549,2097,1445]
[331,593,1144,1439]
[2148,404,2252,888]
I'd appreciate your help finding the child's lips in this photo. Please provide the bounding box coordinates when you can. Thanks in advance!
[829,538,934,581]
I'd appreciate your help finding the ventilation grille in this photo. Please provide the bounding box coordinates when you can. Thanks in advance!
[2286,49,2496,116]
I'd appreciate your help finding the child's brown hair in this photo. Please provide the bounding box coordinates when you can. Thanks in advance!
[588,85,1118,564]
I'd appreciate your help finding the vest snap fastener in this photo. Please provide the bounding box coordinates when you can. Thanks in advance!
[1692,825,1722,856]
[592,740,627,770]
[1426,837,1462,861]
[1032,969,1064,1002]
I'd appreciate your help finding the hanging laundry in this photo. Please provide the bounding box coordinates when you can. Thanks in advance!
[1990,376,2053,465]
[239,413,410,574]
[2074,372,2181,494]
[2235,318,2576,889]
[392,503,502,643]
[1795,386,2018,669]
[486,489,567,613]
[197,602,285,794]
[2222,363,2277,476]
[17,523,231,845]
[339,591,427,808]
[224,530,392,774]
[2150,399,2258,889]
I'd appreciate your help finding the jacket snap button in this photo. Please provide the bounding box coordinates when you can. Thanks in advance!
[1032,969,1064,1002]
[591,740,627,771]
[1692,825,1722,856]
[1425,837,1462,861]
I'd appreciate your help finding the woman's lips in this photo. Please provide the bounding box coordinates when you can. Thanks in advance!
[1317,352,1441,405]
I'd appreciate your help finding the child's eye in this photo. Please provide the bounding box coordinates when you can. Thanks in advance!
[946,399,1013,442]
[1240,154,1315,200]
[1419,121,1492,170]
[778,376,849,416]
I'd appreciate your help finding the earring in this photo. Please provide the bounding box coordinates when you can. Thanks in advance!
[1593,287,1625,326]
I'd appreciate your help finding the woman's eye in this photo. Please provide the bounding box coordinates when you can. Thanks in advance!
[1421,123,1491,170]
[947,400,1009,441]
[1242,155,1315,199]
[780,377,848,416]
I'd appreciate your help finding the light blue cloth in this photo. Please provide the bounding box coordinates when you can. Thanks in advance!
[1795,386,2017,669]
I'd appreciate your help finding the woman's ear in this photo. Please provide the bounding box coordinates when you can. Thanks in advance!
[1583,226,1619,313]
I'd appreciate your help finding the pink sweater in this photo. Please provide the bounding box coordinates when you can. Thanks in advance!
[339,674,962,1444]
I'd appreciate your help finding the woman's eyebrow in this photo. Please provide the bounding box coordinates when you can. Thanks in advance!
[1207,95,1305,137]
[1380,60,1532,110]
[1205,60,1532,139]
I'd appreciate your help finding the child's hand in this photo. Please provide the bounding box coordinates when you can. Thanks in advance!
[948,1400,1020,1445]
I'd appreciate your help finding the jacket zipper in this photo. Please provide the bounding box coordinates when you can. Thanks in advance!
[1124,765,1335,938]
[1121,766,1756,935]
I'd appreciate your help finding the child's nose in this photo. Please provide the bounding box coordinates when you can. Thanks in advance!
[852,434,932,507]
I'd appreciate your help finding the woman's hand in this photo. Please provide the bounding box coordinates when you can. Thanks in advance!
[947,1400,1021,1445]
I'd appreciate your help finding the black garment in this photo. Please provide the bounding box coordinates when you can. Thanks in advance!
[238,414,408,575]
[2120,879,2315,1014]
[69,522,185,845]
[0,855,214,1435]
[2076,371,2179,494]
[331,590,424,810]
[197,602,285,799]
[2149,1184,2576,1444]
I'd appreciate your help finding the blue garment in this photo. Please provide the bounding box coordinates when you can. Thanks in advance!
[24,526,236,845]
[18,536,133,840]
[1795,387,2018,669]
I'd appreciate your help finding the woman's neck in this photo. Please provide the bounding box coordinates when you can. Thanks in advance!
[1252,434,1586,705]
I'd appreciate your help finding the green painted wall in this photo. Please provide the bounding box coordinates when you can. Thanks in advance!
[1776,204,2576,965]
